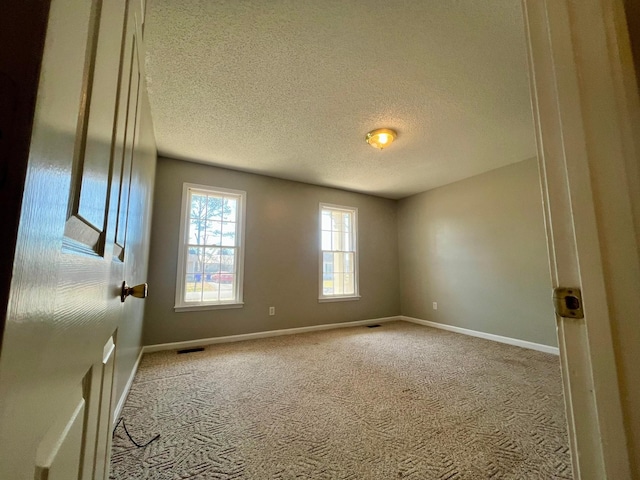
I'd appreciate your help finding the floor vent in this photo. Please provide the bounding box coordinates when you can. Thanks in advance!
[177,347,205,354]
[366,324,382,328]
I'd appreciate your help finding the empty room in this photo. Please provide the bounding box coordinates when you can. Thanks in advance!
[107,0,634,478]
[2,0,639,479]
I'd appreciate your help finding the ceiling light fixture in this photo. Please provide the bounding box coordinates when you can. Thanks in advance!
[365,128,397,150]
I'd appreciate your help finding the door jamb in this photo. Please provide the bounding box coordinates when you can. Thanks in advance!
[523,0,640,477]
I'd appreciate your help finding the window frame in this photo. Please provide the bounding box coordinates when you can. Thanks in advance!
[174,183,246,312]
[318,202,360,302]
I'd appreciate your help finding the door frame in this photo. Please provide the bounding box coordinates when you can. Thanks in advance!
[523,0,640,478]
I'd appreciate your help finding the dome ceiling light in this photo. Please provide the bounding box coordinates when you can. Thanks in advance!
[365,128,397,150]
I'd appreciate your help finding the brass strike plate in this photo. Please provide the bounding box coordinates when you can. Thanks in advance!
[553,287,584,319]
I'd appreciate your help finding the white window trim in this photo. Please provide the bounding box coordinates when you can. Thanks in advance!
[318,295,360,303]
[318,202,360,302]
[174,183,246,311]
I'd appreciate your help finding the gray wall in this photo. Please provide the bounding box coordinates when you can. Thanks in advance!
[143,157,400,345]
[397,157,557,347]
[144,156,556,348]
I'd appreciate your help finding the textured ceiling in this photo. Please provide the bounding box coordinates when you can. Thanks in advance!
[144,0,536,199]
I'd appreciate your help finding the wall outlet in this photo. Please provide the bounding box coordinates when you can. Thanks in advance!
[432,302,438,310]
[269,306,275,316]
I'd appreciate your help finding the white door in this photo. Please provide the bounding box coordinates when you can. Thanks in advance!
[0,0,150,478]
[523,0,640,478]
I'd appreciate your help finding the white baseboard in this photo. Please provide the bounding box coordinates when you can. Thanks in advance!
[143,316,402,353]
[142,314,557,358]
[401,316,560,355]
[112,348,143,425]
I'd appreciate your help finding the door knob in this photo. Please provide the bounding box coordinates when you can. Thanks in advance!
[121,282,148,302]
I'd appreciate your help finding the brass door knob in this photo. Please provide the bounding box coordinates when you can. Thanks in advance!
[121,282,148,302]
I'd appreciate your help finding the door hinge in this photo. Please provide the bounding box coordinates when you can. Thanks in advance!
[553,287,584,319]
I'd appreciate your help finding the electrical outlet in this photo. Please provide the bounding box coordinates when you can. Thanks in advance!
[432,302,438,310]
[269,306,275,316]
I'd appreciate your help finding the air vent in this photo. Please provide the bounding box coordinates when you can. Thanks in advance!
[177,347,205,354]
[366,324,382,328]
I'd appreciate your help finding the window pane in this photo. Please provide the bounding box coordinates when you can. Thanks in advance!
[332,230,343,251]
[333,273,344,295]
[222,197,237,221]
[221,222,236,246]
[332,211,342,231]
[190,193,207,219]
[204,247,220,279]
[333,251,347,273]
[184,274,203,302]
[344,272,355,295]
[343,212,351,232]
[321,231,332,250]
[206,195,223,221]
[321,210,332,230]
[207,247,221,262]
[323,272,334,295]
[343,231,351,251]
[204,220,221,245]
[221,252,235,272]
[219,276,235,301]
[202,280,220,302]
[323,252,334,271]
[344,252,354,272]
[189,218,206,245]
[186,247,203,273]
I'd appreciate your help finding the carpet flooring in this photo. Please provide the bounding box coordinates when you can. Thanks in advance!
[110,321,572,479]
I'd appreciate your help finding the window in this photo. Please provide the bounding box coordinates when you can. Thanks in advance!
[175,183,246,311]
[319,203,359,301]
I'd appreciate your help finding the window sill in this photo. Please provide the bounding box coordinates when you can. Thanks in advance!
[174,302,244,312]
[318,296,361,303]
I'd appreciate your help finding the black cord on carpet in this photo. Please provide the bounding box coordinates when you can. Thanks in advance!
[112,417,160,448]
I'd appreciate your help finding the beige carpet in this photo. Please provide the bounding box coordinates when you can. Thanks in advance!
[110,321,572,479]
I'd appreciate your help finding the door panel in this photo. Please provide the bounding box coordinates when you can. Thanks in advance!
[61,0,103,255]
[0,0,152,477]
[65,0,128,255]
[114,37,141,262]
[35,392,86,480]
[93,337,116,480]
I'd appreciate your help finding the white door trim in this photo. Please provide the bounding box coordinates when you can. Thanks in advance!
[523,0,640,478]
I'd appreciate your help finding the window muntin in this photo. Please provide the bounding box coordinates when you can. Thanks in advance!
[319,203,359,300]
[176,184,245,310]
